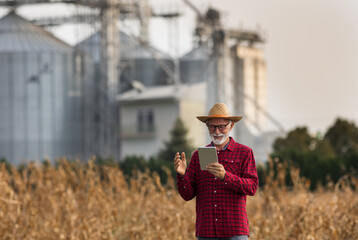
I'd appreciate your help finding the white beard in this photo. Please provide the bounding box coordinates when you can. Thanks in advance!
[210,130,231,145]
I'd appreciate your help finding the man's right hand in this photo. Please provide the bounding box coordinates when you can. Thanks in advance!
[174,152,187,175]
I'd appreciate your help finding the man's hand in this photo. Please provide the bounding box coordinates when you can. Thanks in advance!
[206,163,226,180]
[174,152,187,176]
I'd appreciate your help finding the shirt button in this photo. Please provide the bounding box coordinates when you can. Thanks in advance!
[225,182,227,185]
[215,205,217,207]
[215,219,218,221]
[214,177,217,180]
[231,160,233,163]
[183,186,186,189]
[214,190,216,193]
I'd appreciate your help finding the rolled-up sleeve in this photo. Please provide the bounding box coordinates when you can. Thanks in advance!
[176,151,199,201]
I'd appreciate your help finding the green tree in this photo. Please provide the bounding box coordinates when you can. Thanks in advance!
[273,127,336,160]
[119,155,147,176]
[273,127,313,153]
[324,118,358,158]
[158,118,195,162]
[271,126,339,189]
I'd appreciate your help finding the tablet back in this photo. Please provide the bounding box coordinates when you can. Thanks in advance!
[198,147,218,170]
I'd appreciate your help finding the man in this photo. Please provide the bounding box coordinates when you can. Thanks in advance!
[174,103,258,240]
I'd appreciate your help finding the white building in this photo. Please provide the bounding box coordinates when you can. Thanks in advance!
[116,82,207,160]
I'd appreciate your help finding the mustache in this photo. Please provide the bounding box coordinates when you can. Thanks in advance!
[211,133,225,137]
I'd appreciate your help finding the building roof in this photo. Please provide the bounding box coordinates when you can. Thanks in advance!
[0,11,72,53]
[117,82,206,103]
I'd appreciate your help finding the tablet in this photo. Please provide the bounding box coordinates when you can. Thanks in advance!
[198,147,218,170]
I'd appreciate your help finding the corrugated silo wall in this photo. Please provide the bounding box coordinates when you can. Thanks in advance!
[0,51,83,164]
[179,59,209,84]
[77,50,96,161]
[120,58,174,92]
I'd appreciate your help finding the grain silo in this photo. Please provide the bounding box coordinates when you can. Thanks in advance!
[76,31,174,93]
[0,12,82,164]
[120,44,174,91]
[179,45,213,84]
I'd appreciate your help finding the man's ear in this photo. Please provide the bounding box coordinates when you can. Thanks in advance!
[230,122,235,130]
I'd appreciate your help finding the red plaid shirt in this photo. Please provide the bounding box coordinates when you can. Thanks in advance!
[177,137,258,238]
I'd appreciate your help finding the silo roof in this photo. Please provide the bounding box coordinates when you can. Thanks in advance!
[76,31,133,48]
[76,31,171,60]
[121,44,170,59]
[75,31,134,62]
[0,12,72,53]
[180,45,211,60]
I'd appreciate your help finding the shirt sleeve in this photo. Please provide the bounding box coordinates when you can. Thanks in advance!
[176,152,198,201]
[223,149,258,196]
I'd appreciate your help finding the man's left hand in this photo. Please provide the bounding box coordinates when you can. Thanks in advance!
[206,163,226,180]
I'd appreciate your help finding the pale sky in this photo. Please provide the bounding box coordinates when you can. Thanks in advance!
[1,0,357,134]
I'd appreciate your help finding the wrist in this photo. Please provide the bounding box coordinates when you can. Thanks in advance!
[220,171,226,180]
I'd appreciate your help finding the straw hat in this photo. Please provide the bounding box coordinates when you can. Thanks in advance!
[196,103,242,123]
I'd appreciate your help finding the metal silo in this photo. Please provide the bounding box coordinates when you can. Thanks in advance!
[76,31,133,63]
[76,31,174,93]
[0,12,82,164]
[75,31,131,94]
[179,45,213,84]
[120,44,174,92]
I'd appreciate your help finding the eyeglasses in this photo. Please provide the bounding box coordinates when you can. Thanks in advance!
[206,122,230,132]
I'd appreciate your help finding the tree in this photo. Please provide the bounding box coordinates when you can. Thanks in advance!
[273,127,313,153]
[272,127,336,160]
[324,118,358,158]
[271,126,339,190]
[158,118,195,162]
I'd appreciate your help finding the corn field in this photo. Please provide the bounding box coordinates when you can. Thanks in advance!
[0,159,357,240]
